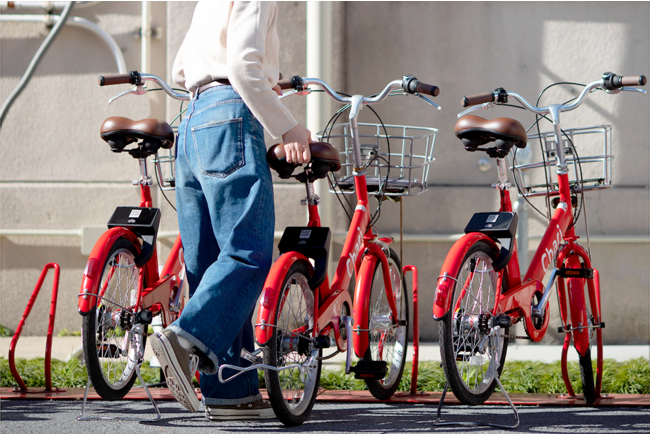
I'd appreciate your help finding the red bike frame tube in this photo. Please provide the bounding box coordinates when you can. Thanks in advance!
[497,185,522,286]
[432,232,500,320]
[159,235,184,282]
[329,177,370,298]
[9,263,60,391]
[352,242,398,358]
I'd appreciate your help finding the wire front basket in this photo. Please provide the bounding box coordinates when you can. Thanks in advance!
[319,123,438,196]
[511,125,613,198]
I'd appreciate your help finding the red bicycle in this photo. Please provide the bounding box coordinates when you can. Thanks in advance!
[217,75,440,426]
[433,72,646,406]
[77,71,189,405]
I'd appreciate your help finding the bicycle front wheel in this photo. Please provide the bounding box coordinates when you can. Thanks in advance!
[263,261,322,426]
[362,247,409,400]
[439,240,508,405]
[567,276,597,404]
[82,237,146,400]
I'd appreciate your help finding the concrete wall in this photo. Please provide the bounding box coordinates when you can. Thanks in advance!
[1,2,648,347]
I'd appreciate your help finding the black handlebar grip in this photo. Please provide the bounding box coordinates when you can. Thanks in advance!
[98,71,142,87]
[461,92,495,107]
[415,82,440,97]
[277,79,293,90]
[98,74,132,86]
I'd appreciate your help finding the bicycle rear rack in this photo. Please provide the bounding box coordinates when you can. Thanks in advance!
[8,263,65,394]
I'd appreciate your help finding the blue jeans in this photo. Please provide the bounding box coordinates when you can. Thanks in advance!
[169,86,274,405]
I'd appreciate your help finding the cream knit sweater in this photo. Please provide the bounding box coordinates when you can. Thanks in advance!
[172,1,298,140]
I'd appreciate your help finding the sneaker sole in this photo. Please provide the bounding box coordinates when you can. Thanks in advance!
[206,408,276,420]
[150,332,201,413]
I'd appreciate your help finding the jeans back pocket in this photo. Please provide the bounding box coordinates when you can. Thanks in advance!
[191,118,245,178]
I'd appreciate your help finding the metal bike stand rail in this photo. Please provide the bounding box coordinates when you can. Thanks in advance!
[394,265,429,397]
[432,327,520,430]
[8,263,66,394]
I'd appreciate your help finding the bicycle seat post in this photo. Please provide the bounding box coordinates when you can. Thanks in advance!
[135,157,153,187]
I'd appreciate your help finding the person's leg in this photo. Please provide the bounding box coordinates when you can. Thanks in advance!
[168,86,274,406]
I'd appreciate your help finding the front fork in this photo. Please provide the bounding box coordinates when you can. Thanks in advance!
[540,242,604,397]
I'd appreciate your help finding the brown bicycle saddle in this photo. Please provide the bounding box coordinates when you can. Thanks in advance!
[100,117,174,153]
[455,115,527,158]
[267,142,341,179]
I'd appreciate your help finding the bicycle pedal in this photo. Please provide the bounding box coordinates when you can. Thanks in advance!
[240,348,263,364]
[349,360,387,380]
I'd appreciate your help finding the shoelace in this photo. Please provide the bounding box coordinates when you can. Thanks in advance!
[189,353,199,374]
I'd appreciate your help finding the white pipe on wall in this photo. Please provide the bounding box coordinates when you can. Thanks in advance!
[141,0,150,73]
[306,1,332,228]
[0,14,127,73]
[0,1,99,9]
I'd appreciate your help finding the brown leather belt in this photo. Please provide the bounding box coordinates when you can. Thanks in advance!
[194,79,231,97]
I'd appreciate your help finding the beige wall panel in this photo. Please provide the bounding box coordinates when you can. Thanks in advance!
[1,235,87,336]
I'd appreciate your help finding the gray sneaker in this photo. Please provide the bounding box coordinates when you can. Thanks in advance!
[150,330,201,412]
[206,400,276,420]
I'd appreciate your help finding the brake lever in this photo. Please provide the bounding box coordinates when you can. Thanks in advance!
[457,102,495,119]
[621,86,647,95]
[415,93,442,111]
[108,85,147,105]
[279,88,312,99]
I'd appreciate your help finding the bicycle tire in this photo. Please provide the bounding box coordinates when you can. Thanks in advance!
[579,348,596,404]
[263,261,322,426]
[82,237,147,400]
[362,247,409,400]
[439,240,509,405]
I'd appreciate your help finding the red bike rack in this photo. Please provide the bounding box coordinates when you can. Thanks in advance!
[8,263,65,393]
[395,265,428,397]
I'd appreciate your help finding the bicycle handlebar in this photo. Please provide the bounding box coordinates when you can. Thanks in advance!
[459,72,647,115]
[98,70,190,103]
[282,74,440,100]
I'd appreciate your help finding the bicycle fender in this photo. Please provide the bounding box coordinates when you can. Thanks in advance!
[78,227,141,315]
[255,252,313,346]
[432,232,499,320]
[352,244,395,358]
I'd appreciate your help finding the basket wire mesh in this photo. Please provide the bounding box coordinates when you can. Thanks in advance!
[319,122,438,197]
[511,125,613,198]
[153,127,177,191]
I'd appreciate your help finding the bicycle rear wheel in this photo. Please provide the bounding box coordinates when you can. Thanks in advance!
[362,248,409,400]
[439,240,508,405]
[82,237,146,400]
[263,261,322,426]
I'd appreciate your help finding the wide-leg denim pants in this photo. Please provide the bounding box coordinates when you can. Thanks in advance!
[169,86,274,405]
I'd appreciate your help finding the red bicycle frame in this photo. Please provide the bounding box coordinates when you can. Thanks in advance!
[78,181,186,328]
[255,173,399,358]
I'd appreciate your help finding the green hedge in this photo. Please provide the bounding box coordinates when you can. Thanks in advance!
[2,357,648,394]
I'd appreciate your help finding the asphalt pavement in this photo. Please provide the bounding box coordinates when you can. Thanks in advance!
[2,399,650,433]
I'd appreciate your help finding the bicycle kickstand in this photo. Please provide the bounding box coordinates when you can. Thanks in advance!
[77,329,161,422]
[432,327,520,430]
